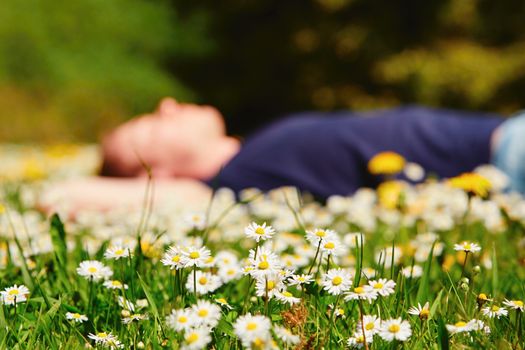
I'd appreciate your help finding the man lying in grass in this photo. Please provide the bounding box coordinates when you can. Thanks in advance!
[42,97,523,215]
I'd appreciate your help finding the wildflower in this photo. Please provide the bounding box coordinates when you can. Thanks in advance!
[401,265,423,278]
[481,305,508,319]
[454,241,481,253]
[191,300,221,329]
[104,246,131,260]
[368,151,405,175]
[117,296,135,312]
[245,222,276,242]
[122,313,149,324]
[166,309,195,331]
[247,247,283,279]
[103,280,128,290]
[218,264,243,283]
[407,302,430,320]
[215,251,239,267]
[181,328,212,350]
[477,293,490,308]
[273,326,300,345]
[215,298,233,310]
[321,268,352,295]
[305,228,338,246]
[181,246,212,268]
[185,270,222,295]
[378,318,412,342]
[275,289,301,305]
[288,274,314,286]
[77,260,113,282]
[1,284,30,305]
[319,236,345,257]
[446,319,485,334]
[347,331,373,348]
[503,299,524,311]
[344,285,378,303]
[184,212,207,230]
[357,314,382,337]
[66,312,88,323]
[255,274,285,299]
[404,162,425,181]
[233,313,272,346]
[161,246,185,270]
[449,172,492,197]
[368,278,396,297]
[88,332,124,349]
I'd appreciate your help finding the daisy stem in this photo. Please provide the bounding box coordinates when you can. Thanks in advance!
[264,276,269,317]
[242,277,254,313]
[358,301,370,350]
[328,294,341,346]
[461,251,469,279]
[87,280,94,316]
[193,266,197,296]
[307,241,322,275]
[326,254,331,273]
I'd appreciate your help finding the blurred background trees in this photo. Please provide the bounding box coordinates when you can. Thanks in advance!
[1,0,525,142]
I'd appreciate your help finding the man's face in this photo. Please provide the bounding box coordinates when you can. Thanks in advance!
[103,98,228,177]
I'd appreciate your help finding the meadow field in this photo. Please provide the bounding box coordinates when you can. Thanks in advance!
[0,146,524,349]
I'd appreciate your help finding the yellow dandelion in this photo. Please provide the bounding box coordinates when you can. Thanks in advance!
[368,151,406,175]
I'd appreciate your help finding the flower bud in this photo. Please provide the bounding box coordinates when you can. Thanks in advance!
[460,282,469,291]
[460,277,470,284]
[121,309,131,317]
[472,265,481,274]
[137,341,145,349]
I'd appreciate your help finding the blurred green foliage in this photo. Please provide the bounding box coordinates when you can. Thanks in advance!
[0,0,212,142]
[1,0,525,141]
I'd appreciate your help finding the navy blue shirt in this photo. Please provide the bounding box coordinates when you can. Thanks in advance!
[208,106,504,199]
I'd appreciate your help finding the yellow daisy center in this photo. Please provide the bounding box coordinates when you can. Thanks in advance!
[283,291,293,297]
[246,322,258,331]
[255,227,265,235]
[8,290,19,295]
[332,276,343,286]
[97,332,108,338]
[216,298,227,304]
[365,322,375,330]
[189,251,200,259]
[258,261,269,270]
[199,277,208,285]
[420,309,430,317]
[88,267,98,273]
[186,333,199,344]
[172,255,180,263]
[324,242,335,249]
[455,321,466,327]
[198,309,208,317]
[388,324,400,333]
[515,300,524,307]
[491,305,500,312]
[178,316,188,323]
[111,281,122,287]
[267,281,275,290]
[114,249,124,255]
[373,283,383,289]
[354,287,364,294]
[316,230,326,237]
[72,313,81,318]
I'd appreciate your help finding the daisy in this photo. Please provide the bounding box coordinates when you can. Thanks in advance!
[454,241,481,253]
[122,313,149,324]
[245,222,276,242]
[344,285,378,303]
[185,271,222,295]
[215,298,234,310]
[88,332,124,349]
[407,302,430,320]
[103,280,128,290]
[255,274,285,299]
[347,331,373,349]
[215,251,239,268]
[482,305,508,319]
[477,293,491,307]
[401,265,423,278]
[66,312,88,323]
[273,326,300,345]
[319,236,346,257]
[445,320,475,334]
[503,299,524,312]
[104,245,131,260]
[117,296,135,312]
[275,289,301,305]
[77,260,113,282]
[368,278,396,297]
[181,246,212,268]
[184,212,207,230]
[181,328,212,350]
[166,309,195,331]
[233,313,272,346]
[321,268,352,295]
[191,300,222,329]
[160,246,185,270]
[305,228,338,246]
[218,264,243,283]
[1,284,30,305]
[246,247,283,279]
[357,314,382,337]
[288,274,314,286]
[378,318,412,342]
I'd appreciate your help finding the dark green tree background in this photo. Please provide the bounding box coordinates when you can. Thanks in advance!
[1,0,525,141]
